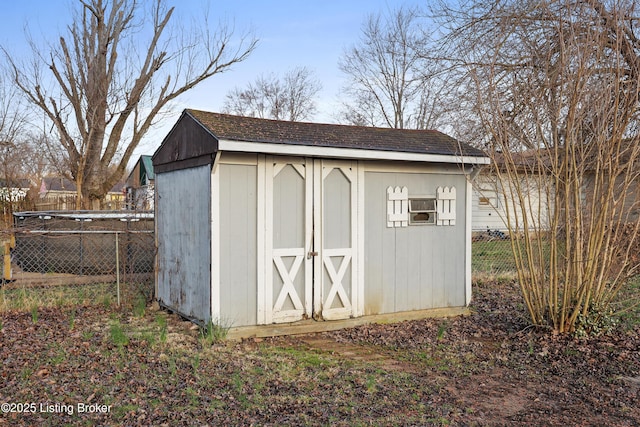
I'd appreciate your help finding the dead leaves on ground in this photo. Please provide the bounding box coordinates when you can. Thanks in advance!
[0,283,639,426]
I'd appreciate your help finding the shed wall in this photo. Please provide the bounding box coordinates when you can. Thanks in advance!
[364,170,467,315]
[156,165,211,323]
[218,161,258,326]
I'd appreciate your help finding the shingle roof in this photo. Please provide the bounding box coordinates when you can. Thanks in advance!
[0,178,30,189]
[186,110,487,159]
[42,177,124,193]
[43,177,76,191]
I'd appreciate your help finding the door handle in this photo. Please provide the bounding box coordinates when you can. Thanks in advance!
[307,251,318,259]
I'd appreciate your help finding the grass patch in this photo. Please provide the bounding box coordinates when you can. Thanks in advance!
[0,283,117,312]
[0,281,154,314]
[472,240,517,272]
[48,342,67,365]
[109,320,129,348]
[200,319,230,345]
[437,320,449,340]
[112,404,139,419]
[133,294,147,317]
[156,314,168,343]
[612,275,640,330]
[68,309,76,330]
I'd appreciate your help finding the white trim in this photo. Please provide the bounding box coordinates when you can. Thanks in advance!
[350,160,359,317]
[321,249,352,314]
[363,161,478,174]
[272,248,306,312]
[465,178,473,305]
[264,156,274,324]
[356,161,365,317]
[210,161,221,322]
[218,139,490,165]
[256,155,266,324]
[312,159,323,318]
[218,152,258,165]
[304,158,313,317]
[211,151,222,174]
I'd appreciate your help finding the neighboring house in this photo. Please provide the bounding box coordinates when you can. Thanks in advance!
[152,109,490,336]
[0,178,31,203]
[472,151,552,234]
[582,160,640,223]
[105,182,125,210]
[472,147,640,234]
[125,155,155,210]
[38,177,77,210]
[38,177,125,210]
[0,178,33,221]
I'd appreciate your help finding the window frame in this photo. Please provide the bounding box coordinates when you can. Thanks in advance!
[408,196,437,225]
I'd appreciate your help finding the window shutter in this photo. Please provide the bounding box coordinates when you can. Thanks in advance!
[387,186,408,227]
[437,186,456,226]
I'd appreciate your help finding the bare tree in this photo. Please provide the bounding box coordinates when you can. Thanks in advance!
[0,71,25,150]
[438,0,640,334]
[3,0,257,209]
[222,66,322,121]
[0,69,33,223]
[338,5,450,129]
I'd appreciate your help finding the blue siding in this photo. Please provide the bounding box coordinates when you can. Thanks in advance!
[156,166,211,323]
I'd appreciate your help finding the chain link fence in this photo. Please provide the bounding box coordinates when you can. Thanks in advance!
[1,211,154,312]
[1,214,529,313]
[472,229,519,282]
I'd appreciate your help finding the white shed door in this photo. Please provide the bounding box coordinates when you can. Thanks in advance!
[313,160,358,321]
[265,158,313,323]
[263,157,357,324]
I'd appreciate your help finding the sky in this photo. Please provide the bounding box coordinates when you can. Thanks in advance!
[0,0,423,160]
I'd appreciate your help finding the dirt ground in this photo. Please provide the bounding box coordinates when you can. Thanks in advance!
[309,280,640,426]
[0,280,639,426]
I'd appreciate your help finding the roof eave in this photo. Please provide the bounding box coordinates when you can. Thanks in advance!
[217,139,490,165]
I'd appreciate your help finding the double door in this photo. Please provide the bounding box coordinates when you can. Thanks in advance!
[263,156,358,323]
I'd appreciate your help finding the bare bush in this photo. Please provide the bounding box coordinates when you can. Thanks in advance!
[439,0,640,333]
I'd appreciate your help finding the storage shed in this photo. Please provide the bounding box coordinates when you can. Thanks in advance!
[152,110,489,334]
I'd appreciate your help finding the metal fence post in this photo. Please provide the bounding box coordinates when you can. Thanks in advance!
[79,218,84,276]
[116,231,120,307]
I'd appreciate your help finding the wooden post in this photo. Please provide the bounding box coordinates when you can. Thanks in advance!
[3,234,15,282]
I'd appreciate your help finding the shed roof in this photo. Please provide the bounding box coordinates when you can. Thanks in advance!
[153,110,489,172]
[189,109,486,156]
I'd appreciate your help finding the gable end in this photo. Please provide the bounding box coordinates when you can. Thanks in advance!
[152,112,219,173]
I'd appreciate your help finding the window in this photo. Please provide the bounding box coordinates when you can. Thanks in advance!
[409,197,437,225]
[479,196,497,207]
[478,189,498,208]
